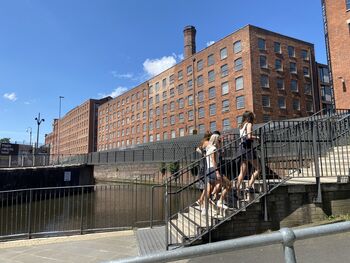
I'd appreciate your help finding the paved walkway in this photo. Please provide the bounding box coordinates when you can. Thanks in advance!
[0,231,138,263]
[1,225,350,263]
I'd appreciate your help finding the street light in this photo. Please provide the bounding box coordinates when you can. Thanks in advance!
[26,127,32,147]
[35,113,45,152]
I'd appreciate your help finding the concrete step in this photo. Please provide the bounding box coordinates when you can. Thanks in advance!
[176,214,200,237]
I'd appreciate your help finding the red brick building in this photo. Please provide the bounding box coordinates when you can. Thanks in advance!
[322,0,350,109]
[46,97,111,155]
[97,25,320,151]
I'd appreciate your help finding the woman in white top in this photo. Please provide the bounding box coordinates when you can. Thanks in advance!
[236,111,261,194]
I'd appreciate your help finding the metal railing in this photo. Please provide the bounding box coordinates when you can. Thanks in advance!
[0,182,165,240]
[164,109,350,249]
[112,221,350,263]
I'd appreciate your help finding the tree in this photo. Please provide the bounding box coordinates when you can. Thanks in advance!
[168,162,180,176]
[159,162,167,176]
[0,138,10,143]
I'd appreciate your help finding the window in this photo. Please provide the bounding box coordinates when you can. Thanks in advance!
[233,41,242,53]
[149,109,153,118]
[262,95,271,107]
[177,84,184,94]
[278,97,286,109]
[162,91,167,100]
[178,113,184,123]
[303,67,310,77]
[170,101,175,111]
[210,121,217,132]
[170,115,175,125]
[169,74,174,84]
[319,67,330,83]
[275,59,283,71]
[198,91,204,103]
[291,79,298,92]
[197,75,203,86]
[261,75,269,88]
[187,79,193,90]
[178,98,184,109]
[155,82,160,92]
[208,70,215,82]
[163,104,168,114]
[198,124,205,134]
[188,95,193,106]
[163,117,168,127]
[149,135,154,142]
[306,101,313,112]
[198,107,205,118]
[288,46,295,57]
[163,132,168,140]
[290,62,297,74]
[277,78,285,90]
[156,107,160,116]
[209,103,216,116]
[293,99,300,111]
[274,42,281,53]
[221,82,229,95]
[156,119,160,129]
[188,110,194,121]
[149,85,153,94]
[197,59,203,71]
[222,118,230,131]
[220,47,227,59]
[236,115,243,125]
[208,54,214,66]
[222,99,230,112]
[178,70,183,80]
[301,50,309,60]
[235,76,244,90]
[260,55,267,68]
[162,78,167,88]
[179,128,185,137]
[155,94,160,103]
[187,65,193,75]
[171,130,176,138]
[188,126,194,135]
[263,115,271,123]
[221,64,228,77]
[258,38,266,50]
[149,122,153,131]
[156,134,160,141]
[143,99,146,108]
[304,83,312,95]
[143,123,147,132]
[236,95,245,109]
[209,87,216,99]
[234,58,243,71]
[170,88,175,97]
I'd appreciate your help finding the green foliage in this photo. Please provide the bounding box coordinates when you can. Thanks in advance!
[168,161,180,175]
[0,138,10,143]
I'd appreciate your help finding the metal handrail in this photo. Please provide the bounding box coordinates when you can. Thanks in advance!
[111,221,350,263]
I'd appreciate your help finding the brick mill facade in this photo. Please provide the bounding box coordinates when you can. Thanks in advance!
[96,25,320,151]
[322,0,350,109]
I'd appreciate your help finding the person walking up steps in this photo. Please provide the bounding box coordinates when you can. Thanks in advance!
[235,111,261,197]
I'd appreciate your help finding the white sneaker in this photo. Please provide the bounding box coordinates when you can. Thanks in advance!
[217,200,229,210]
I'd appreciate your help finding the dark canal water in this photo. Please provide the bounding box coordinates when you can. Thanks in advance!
[0,183,170,239]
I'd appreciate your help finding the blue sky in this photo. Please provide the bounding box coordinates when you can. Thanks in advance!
[0,0,326,144]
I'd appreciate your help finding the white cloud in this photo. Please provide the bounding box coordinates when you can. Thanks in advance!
[99,86,128,98]
[143,55,177,77]
[206,41,215,47]
[111,71,134,79]
[3,92,17,101]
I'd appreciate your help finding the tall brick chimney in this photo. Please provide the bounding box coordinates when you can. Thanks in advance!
[183,25,196,59]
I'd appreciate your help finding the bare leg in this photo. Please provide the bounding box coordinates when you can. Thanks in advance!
[236,161,247,190]
[247,159,261,188]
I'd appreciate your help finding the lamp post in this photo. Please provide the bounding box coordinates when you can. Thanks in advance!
[35,113,45,153]
[26,127,32,147]
[58,96,64,157]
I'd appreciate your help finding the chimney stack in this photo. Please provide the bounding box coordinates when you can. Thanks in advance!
[183,26,196,59]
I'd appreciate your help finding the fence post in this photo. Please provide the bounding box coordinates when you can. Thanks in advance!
[150,186,154,228]
[164,182,169,250]
[8,155,11,168]
[280,228,297,263]
[80,187,84,235]
[259,127,268,222]
[21,155,24,167]
[312,121,322,203]
[27,189,33,239]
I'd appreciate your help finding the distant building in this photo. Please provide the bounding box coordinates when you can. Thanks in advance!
[45,97,111,155]
[97,25,320,151]
[321,0,350,109]
[317,63,333,111]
